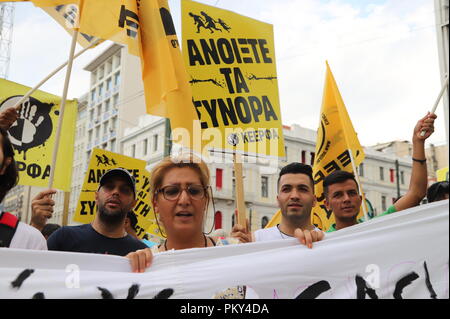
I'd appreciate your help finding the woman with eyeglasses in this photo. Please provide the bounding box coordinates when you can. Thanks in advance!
[149,153,217,252]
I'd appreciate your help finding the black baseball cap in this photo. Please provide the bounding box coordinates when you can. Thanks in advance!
[98,168,136,198]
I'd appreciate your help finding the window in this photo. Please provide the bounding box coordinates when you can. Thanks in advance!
[284,146,288,161]
[105,99,110,112]
[301,151,306,164]
[359,163,364,177]
[310,152,316,166]
[381,195,387,211]
[103,124,107,135]
[143,139,148,156]
[153,134,159,152]
[214,211,222,230]
[379,167,385,181]
[216,168,223,190]
[261,216,269,229]
[114,72,121,86]
[110,117,117,129]
[390,169,395,183]
[106,78,112,91]
[113,94,119,107]
[261,176,269,198]
[98,84,103,97]
[111,139,116,152]
[90,89,95,102]
[131,144,136,158]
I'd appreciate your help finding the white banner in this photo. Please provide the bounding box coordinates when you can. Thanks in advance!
[1,201,448,299]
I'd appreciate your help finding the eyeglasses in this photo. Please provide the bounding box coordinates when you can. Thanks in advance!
[156,185,208,201]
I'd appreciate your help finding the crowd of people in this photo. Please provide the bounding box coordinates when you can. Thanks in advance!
[0,105,448,297]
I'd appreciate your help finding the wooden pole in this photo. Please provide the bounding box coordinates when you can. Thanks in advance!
[48,30,79,189]
[233,153,247,227]
[62,191,71,226]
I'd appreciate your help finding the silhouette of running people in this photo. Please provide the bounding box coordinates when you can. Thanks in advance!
[102,154,111,166]
[96,155,104,166]
[189,12,207,33]
[201,11,222,33]
[217,18,231,32]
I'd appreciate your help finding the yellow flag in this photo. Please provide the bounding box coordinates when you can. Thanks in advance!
[264,210,281,229]
[0,78,77,191]
[42,2,103,48]
[73,148,164,242]
[139,0,200,152]
[73,0,200,152]
[311,62,365,231]
[182,0,285,157]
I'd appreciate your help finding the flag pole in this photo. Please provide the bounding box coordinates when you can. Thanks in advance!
[420,75,449,136]
[12,39,99,111]
[349,149,369,221]
[233,152,247,227]
[48,30,79,189]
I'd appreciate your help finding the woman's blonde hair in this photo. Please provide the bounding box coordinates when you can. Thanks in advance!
[150,153,210,202]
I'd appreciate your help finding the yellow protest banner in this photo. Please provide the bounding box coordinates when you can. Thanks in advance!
[436,167,449,182]
[311,62,366,231]
[0,78,77,191]
[182,0,285,157]
[73,148,164,242]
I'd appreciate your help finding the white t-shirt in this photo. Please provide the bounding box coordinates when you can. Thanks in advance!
[253,225,322,242]
[9,222,47,250]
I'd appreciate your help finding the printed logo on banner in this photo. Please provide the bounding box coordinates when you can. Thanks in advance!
[0,96,55,159]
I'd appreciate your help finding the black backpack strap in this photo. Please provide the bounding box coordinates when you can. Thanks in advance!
[0,212,19,248]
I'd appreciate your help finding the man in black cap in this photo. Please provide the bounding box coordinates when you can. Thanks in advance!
[46,168,148,257]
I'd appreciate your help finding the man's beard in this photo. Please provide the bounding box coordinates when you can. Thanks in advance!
[282,206,310,226]
[97,204,127,227]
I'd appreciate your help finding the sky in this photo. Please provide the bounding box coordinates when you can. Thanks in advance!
[5,0,448,148]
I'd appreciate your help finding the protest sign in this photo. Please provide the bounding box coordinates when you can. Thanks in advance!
[0,78,77,191]
[182,0,285,157]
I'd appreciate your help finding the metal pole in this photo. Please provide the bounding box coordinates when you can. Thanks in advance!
[164,118,172,157]
[395,160,401,199]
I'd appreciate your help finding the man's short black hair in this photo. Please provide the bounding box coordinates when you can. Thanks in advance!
[427,181,449,203]
[323,170,359,197]
[278,162,314,190]
[127,211,138,229]
[41,223,61,239]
